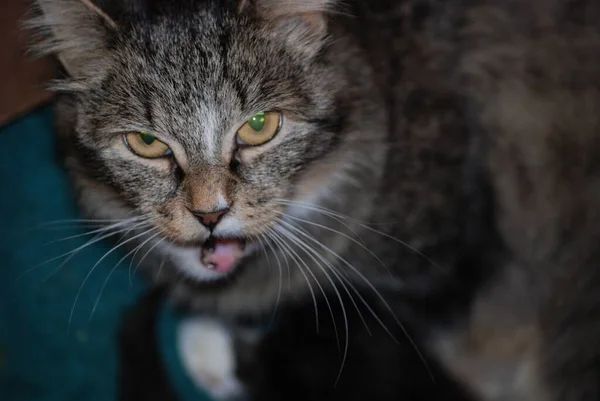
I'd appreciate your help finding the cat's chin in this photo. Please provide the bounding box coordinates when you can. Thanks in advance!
[162,237,254,282]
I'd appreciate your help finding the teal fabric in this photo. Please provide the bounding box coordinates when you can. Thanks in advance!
[0,105,145,401]
[0,105,216,401]
[0,105,215,401]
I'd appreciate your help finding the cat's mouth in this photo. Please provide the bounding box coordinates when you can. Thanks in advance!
[200,236,247,273]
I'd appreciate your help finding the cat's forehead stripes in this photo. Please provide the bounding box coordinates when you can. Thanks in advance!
[114,19,248,163]
[111,41,293,164]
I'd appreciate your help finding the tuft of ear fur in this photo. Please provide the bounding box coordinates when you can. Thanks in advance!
[27,0,118,81]
[250,0,340,16]
[240,0,343,54]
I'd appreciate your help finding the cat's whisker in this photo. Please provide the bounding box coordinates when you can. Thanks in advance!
[276,224,381,386]
[267,227,322,335]
[258,234,272,275]
[26,216,145,231]
[40,232,105,285]
[127,226,163,283]
[130,234,167,284]
[25,223,111,232]
[44,219,141,245]
[156,254,168,281]
[276,220,404,384]
[274,218,373,338]
[277,218,407,344]
[68,227,159,333]
[274,199,395,226]
[275,199,444,273]
[273,199,366,244]
[277,217,435,383]
[275,209,399,286]
[267,227,292,290]
[273,222,350,385]
[260,232,283,327]
[13,219,150,284]
[89,232,164,322]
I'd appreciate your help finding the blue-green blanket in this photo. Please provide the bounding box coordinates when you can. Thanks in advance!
[0,105,215,401]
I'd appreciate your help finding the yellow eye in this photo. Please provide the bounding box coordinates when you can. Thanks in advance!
[123,132,171,159]
[236,111,282,146]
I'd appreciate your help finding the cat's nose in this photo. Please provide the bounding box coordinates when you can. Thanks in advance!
[191,207,229,231]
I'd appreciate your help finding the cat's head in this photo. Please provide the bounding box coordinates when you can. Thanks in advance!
[31,0,382,284]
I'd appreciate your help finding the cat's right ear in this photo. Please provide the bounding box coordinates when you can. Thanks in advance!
[28,0,119,80]
[238,0,342,56]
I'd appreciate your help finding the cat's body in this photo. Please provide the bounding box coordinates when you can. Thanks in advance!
[31,0,600,400]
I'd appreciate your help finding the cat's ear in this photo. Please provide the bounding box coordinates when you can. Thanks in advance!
[239,0,341,55]
[28,0,119,80]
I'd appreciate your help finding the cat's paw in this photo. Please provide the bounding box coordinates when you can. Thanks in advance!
[177,317,247,401]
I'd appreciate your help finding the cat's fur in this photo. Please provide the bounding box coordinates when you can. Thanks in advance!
[30,0,600,400]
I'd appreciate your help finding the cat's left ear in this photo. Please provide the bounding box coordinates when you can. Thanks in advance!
[29,0,122,81]
[239,0,341,55]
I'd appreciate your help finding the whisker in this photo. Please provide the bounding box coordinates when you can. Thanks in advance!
[273,224,350,385]
[274,199,386,225]
[24,223,112,232]
[277,217,435,383]
[44,219,137,245]
[127,226,163,282]
[268,227,292,290]
[258,233,272,275]
[68,227,158,332]
[25,216,144,232]
[12,219,151,283]
[274,199,366,243]
[130,233,166,284]
[40,232,105,284]
[267,227,323,335]
[260,232,283,328]
[274,218,373,338]
[156,255,168,280]
[89,232,164,321]
[275,199,444,272]
[275,210,400,286]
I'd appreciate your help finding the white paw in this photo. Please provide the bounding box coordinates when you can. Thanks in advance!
[177,318,246,401]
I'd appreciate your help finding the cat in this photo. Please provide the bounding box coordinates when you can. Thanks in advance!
[29,0,600,400]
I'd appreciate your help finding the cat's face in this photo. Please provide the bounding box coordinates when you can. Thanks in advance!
[35,0,355,281]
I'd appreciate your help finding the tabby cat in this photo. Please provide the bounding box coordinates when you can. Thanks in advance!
[30,0,600,400]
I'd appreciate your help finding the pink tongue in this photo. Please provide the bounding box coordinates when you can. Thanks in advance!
[201,238,245,273]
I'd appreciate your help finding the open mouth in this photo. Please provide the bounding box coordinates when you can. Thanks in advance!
[200,236,247,274]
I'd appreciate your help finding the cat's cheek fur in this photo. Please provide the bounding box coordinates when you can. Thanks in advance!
[102,160,177,205]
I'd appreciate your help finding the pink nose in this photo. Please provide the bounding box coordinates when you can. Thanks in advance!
[191,208,229,230]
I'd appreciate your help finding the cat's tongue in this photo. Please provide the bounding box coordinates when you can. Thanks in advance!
[201,237,245,273]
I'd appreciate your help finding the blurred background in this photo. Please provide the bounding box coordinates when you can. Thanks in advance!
[0,1,148,400]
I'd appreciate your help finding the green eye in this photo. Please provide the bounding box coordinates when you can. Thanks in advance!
[247,112,266,132]
[140,132,156,145]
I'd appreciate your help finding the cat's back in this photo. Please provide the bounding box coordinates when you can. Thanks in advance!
[344,1,600,400]
[343,0,600,99]
[382,1,600,400]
